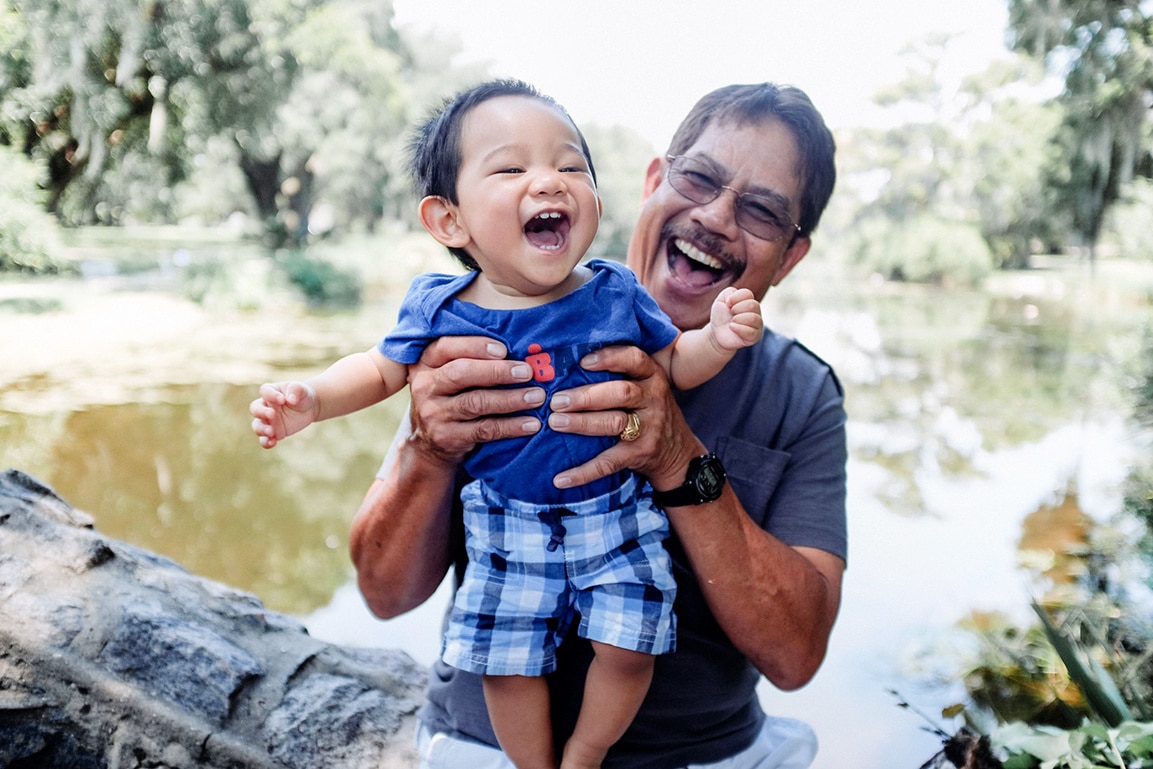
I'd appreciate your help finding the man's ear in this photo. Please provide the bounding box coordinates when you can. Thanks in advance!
[418,196,470,249]
[771,235,812,286]
[640,157,665,201]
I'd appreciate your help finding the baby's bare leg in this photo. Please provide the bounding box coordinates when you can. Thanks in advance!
[484,674,557,769]
[560,642,655,769]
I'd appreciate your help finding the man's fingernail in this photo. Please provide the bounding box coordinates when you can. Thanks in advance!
[550,413,570,429]
[524,389,545,405]
[522,419,540,433]
[510,364,531,380]
[554,474,572,489]
[551,394,570,409]
[487,343,506,357]
[580,353,599,367]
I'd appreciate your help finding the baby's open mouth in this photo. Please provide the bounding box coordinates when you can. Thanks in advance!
[525,211,570,251]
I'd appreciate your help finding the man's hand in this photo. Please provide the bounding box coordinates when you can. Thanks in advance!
[250,381,319,449]
[546,345,704,492]
[406,336,544,463]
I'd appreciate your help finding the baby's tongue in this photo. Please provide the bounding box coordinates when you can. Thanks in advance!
[526,228,562,249]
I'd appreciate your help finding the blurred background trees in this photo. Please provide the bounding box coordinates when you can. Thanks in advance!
[0,0,1150,280]
[1008,0,1153,261]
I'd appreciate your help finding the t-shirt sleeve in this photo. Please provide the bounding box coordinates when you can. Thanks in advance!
[378,273,447,364]
[597,259,679,354]
[632,283,680,354]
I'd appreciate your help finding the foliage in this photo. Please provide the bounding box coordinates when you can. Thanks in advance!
[581,122,655,259]
[0,0,481,246]
[1007,0,1153,257]
[951,610,1092,729]
[0,145,68,273]
[853,214,994,286]
[845,39,1062,276]
[275,249,361,307]
[3,0,302,224]
[1123,326,1153,557]
[994,720,1153,768]
[1103,179,1153,260]
[960,59,1067,266]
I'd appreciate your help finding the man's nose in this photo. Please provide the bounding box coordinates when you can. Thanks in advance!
[693,186,741,238]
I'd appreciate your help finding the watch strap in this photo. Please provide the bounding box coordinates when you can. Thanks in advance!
[651,453,726,507]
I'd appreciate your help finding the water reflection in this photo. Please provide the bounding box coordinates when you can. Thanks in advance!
[2,384,409,614]
[2,257,1150,767]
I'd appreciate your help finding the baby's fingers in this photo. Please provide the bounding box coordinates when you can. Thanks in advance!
[250,417,279,449]
[730,311,764,345]
[722,287,755,306]
[729,296,762,316]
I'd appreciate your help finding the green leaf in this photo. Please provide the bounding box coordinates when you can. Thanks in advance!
[994,722,1074,762]
[1122,723,1153,757]
[1031,602,1132,727]
[942,703,966,719]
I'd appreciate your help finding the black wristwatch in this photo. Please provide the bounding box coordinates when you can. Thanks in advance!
[651,453,727,507]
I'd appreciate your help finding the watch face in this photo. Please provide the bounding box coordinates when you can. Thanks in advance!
[694,457,726,499]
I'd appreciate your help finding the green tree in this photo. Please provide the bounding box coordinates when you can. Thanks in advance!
[960,57,1067,267]
[1008,0,1153,259]
[845,37,1055,279]
[2,0,310,226]
[0,0,448,246]
[0,144,65,273]
[581,122,654,260]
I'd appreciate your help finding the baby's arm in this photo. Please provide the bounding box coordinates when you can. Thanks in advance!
[656,287,763,391]
[250,348,408,449]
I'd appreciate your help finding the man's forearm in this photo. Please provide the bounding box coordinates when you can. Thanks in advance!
[666,489,843,691]
[349,428,457,619]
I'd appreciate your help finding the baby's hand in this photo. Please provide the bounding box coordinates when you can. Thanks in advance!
[249,381,319,449]
[710,287,763,351]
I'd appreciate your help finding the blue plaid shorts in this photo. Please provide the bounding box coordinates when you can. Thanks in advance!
[441,473,677,676]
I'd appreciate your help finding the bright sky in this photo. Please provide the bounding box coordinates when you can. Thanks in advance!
[392,0,1011,150]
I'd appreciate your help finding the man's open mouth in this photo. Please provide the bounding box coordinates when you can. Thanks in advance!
[667,237,731,288]
[525,211,569,251]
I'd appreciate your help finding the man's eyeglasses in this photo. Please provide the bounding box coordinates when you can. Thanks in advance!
[665,155,801,243]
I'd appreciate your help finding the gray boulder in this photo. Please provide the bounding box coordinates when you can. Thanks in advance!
[0,469,424,768]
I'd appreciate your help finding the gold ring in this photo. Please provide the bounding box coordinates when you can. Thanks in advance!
[619,411,642,442]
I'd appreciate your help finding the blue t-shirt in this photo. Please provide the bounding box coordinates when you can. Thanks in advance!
[380,258,679,503]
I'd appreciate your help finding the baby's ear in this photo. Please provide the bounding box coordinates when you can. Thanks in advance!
[418,196,470,248]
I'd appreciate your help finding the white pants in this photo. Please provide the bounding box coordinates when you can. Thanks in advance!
[415,716,817,769]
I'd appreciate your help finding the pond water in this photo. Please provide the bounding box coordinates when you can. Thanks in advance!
[2,250,1151,767]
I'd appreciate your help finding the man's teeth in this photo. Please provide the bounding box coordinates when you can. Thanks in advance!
[674,238,723,270]
[535,212,562,220]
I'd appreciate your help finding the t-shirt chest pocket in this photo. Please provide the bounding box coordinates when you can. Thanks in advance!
[715,435,790,528]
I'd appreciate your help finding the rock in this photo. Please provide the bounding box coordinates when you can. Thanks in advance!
[0,469,425,768]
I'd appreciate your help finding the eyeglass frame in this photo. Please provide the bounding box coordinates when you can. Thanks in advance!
[664,154,802,243]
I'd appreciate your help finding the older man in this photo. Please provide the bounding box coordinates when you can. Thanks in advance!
[351,83,845,769]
